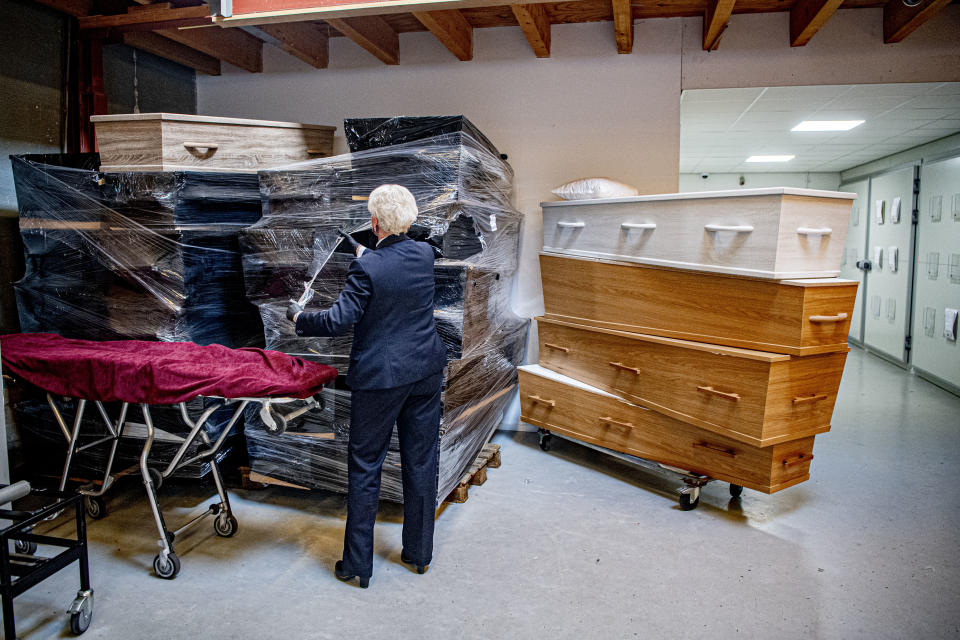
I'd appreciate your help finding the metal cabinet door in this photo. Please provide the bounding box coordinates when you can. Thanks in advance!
[913,154,960,391]
[861,165,917,364]
[839,178,870,343]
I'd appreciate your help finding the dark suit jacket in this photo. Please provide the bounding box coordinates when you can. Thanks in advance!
[295,233,447,391]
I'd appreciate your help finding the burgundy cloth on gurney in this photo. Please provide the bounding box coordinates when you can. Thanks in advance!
[1,333,337,404]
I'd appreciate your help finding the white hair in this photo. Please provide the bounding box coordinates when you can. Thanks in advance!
[367,184,418,234]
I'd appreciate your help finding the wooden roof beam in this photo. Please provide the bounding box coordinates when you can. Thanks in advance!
[511,3,550,58]
[883,0,952,43]
[158,26,264,72]
[612,0,632,54]
[790,0,844,46]
[79,4,211,32]
[257,22,330,69]
[412,9,473,61]
[325,16,399,64]
[703,0,735,50]
[33,0,91,17]
[121,31,221,75]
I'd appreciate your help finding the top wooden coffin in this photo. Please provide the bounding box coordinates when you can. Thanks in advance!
[541,187,856,279]
[91,113,336,173]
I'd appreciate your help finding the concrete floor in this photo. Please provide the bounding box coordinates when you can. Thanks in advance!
[8,346,960,639]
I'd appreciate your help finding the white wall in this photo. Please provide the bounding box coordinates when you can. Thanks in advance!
[679,172,841,192]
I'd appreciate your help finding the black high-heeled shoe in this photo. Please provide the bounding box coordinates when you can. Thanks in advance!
[335,560,370,588]
[401,552,428,575]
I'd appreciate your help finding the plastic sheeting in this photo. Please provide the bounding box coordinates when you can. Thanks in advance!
[9,153,266,480]
[242,116,528,503]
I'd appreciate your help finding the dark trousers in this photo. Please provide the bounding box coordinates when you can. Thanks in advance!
[342,371,443,578]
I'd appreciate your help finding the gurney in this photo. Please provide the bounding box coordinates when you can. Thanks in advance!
[1,333,337,579]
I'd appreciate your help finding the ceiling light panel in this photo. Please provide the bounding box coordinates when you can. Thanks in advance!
[792,120,865,131]
[746,155,796,162]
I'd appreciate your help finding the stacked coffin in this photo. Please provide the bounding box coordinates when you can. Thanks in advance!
[240,116,528,503]
[8,115,335,480]
[520,188,859,497]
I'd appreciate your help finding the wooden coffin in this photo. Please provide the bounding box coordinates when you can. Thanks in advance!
[541,187,855,279]
[540,253,857,356]
[91,113,335,172]
[536,317,847,447]
[519,365,816,493]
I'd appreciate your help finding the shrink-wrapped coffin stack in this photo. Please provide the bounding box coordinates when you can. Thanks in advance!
[9,153,265,478]
[241,116,528,502]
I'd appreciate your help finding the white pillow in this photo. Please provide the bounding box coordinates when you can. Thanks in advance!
[552,177,639,201]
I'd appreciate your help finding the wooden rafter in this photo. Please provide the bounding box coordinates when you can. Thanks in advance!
[325,16,399,64]
[79,4,211,31]
[158,26,264,72]
[790,0,844,46]
[883,0,953,43]
[611,0,632,54]
[703,0,735,50]
[257,22,330,68]
[412,9,473,61]
[511,3,550,58]
[121,31,221,75]
[33,0,91,18]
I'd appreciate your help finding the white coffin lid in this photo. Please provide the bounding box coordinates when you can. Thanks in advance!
[541,186,858,208]
[519,364,648,407]
[90,112,336,131]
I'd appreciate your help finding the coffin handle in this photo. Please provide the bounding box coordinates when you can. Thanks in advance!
[792,393,829,405]
[599,416,634,430]
[528,395,555,407]
[557,221,586,228]
[704,224,754,233]
[697,385,741,401]
[182,141,219,151]
[608,362,641,375]
[544,342,570,353]
[693,442,737,457]
[808,313,848,323]
[782,453,813,467]
[796,227,832,236]
[621,222,657,231]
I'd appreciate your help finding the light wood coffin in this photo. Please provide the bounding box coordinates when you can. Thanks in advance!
[91,113,336,172]
[541,187,855,279]
[536,317,847,447]
[540,253,857,356]
[519,365,816,493]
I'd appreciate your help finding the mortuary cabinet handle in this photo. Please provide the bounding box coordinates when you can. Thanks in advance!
[600,416,634,430]
[808,313,848,323]
[793,393,829,405]
[693,442,737,457]
[782,452,813,467]
[557,221,586,228]
[697,385,740,401]
[704,224,753,233]
[528,395,555,407]
[621,222,657,231]
[797,227,832,236]
[608,362,641,375]
[182,141,219,151]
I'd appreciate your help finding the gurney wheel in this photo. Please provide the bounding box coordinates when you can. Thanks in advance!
[15,539,38,555]
[153,552,181,579]
[214,513,238,538]
[729,484,744,498]
[85,496,106,520]
[679,492,700,511]
[69,594,93,634]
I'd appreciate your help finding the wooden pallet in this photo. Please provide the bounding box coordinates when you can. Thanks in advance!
[445,443,501,504]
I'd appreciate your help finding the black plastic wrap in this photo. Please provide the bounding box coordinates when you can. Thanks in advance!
[242,119,528,503]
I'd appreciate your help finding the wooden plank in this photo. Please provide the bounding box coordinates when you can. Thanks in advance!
[883,0,952,43]
[248,470,310,490]
[703,0,735,50]
[789,0,843,46]
[258,21,330,68]
[412,9,473,60]
[511,3,550,57]
[158,26,264,73]
[325,16,399,64]
[79,5,211,31]
[121,31,222,75]
[611,0,632,53]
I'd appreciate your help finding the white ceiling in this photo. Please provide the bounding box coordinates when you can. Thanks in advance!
[680,83,960,173]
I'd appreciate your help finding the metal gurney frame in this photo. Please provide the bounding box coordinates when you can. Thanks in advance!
[40,390,320,580]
